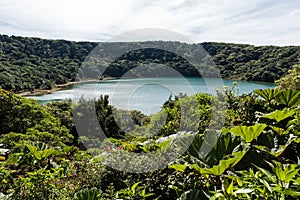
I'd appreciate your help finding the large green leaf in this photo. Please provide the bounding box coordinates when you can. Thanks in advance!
[262,108,295,123]
[229,124,267,143]
[183,131,241,167]
[254,142,291,157]
[204,131,243,167]
[254,89,281,101]
[184,134,205,160]
[207,131,231,165]
[195,150,247,176]
[254,133,296,157]
[275,90,300,107]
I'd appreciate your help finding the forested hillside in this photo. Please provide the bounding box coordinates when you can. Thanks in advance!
[0,34,299,93]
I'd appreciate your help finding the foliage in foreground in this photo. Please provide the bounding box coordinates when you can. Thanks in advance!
[0,85,300,199]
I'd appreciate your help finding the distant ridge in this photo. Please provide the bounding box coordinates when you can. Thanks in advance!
[0,34,299,93]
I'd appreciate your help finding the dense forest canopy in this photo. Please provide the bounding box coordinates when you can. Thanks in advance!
[0,34,299,93]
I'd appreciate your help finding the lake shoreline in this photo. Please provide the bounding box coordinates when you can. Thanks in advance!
[19,76,276,97]
[18,77,116,97]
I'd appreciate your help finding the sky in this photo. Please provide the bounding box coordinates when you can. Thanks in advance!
[0,0,299,45]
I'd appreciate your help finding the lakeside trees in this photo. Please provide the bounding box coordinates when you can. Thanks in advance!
[0,34,299,93]
[276,60,300,90]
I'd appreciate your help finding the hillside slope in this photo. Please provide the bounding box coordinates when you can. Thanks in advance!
[0,34,299,93]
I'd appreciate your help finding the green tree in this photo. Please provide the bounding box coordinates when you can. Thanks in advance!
[276,60,300,90]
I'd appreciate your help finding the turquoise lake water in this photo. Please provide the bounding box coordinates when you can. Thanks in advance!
[29,77,275,114]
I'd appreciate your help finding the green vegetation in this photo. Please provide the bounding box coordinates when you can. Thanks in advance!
[0,34,299,93]
[0,78,299,199]
[276,60,300,90]
[0,35,300,199]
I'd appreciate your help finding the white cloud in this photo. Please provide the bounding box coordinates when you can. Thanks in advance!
[0,0,299,45]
